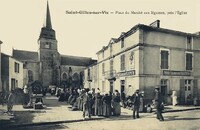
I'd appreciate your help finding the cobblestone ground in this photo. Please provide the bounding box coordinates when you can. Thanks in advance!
[1,94,200,130]
[17,110,200,130]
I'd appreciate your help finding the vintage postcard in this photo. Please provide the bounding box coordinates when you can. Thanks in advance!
[0,0,200,130]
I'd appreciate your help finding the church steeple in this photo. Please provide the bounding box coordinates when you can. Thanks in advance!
[39,1,56,40]
[45,1,52,29]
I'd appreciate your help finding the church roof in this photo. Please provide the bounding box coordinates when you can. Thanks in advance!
[12,49,96,66]
[61,55,97,67]
[12,49,39,62]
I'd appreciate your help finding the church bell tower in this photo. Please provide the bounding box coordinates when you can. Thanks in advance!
[38,1,60,87]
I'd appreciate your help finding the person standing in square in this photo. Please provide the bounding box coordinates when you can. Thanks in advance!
[154,87,164,121]
[131,89,141,119]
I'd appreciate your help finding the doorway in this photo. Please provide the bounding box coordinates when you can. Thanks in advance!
[110,81,113,93]
[185,80,193,104]
[120,80,125,94]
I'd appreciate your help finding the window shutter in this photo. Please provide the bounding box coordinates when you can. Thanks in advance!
[167,80,170,94]
[180,79,185,104]
[193,79,198,98]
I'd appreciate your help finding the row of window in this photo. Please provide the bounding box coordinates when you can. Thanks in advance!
[101,79,192,96]
[102,36,193,59]
[102,50,193,74]
[161,50,193,70]
[102,52,135,73]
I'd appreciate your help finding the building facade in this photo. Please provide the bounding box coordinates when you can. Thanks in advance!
[84,63,98,91]
[85,20,200,105]
[1,53,23,92]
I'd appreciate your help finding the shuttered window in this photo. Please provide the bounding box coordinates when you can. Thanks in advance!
[120,54,125,71]
[15,62,20,73]
[186,53,193,70]
[102,63,105,74]
[161,50,169,69]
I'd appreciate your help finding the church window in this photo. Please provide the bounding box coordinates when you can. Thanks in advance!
[62,73,68,80]
[72,73,79,81]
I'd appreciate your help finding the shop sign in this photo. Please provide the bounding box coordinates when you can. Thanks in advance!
[116,70,135,77]
[163,70,191,76]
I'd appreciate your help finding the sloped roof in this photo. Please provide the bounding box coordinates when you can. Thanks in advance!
[13,49,39,62]
[96,22,200,54]
[61,54,97,66]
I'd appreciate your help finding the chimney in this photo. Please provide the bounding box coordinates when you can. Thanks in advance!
[150,20,160,28]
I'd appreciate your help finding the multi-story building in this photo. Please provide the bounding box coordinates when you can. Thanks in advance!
[1,53,23,92]
[84,63,98,91]
[87,20,200,105]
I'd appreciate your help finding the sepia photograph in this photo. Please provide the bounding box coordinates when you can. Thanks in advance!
[0,0,200,129]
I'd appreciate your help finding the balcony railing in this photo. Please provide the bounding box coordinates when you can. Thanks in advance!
[104,70,116,80]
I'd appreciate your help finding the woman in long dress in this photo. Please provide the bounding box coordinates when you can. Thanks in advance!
[112,90,121,116]
[102,93,112,117]
[94,92,103,116]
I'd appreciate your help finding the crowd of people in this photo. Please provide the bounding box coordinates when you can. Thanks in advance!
[58,88,121,119]
[57,87,164,121]
[0,85,164,121]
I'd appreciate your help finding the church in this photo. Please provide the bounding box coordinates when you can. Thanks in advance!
[12,2,96,89]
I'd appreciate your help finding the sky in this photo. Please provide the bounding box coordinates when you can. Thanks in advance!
[0,0,200,59]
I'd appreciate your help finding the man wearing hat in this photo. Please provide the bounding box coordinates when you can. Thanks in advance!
[131,89,141,119]
[154,86,164,121]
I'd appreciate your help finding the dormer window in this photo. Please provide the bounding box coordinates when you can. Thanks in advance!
[121,38,124,48]
[110,44,112,55]
[102,51,104,59]
[186,36,193,50]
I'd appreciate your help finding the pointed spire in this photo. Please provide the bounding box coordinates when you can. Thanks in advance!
[45,1,52,29]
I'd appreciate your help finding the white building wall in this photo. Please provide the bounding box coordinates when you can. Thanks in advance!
[9,57,23,90]
[94,24,200,105]
[125,30,140,48]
